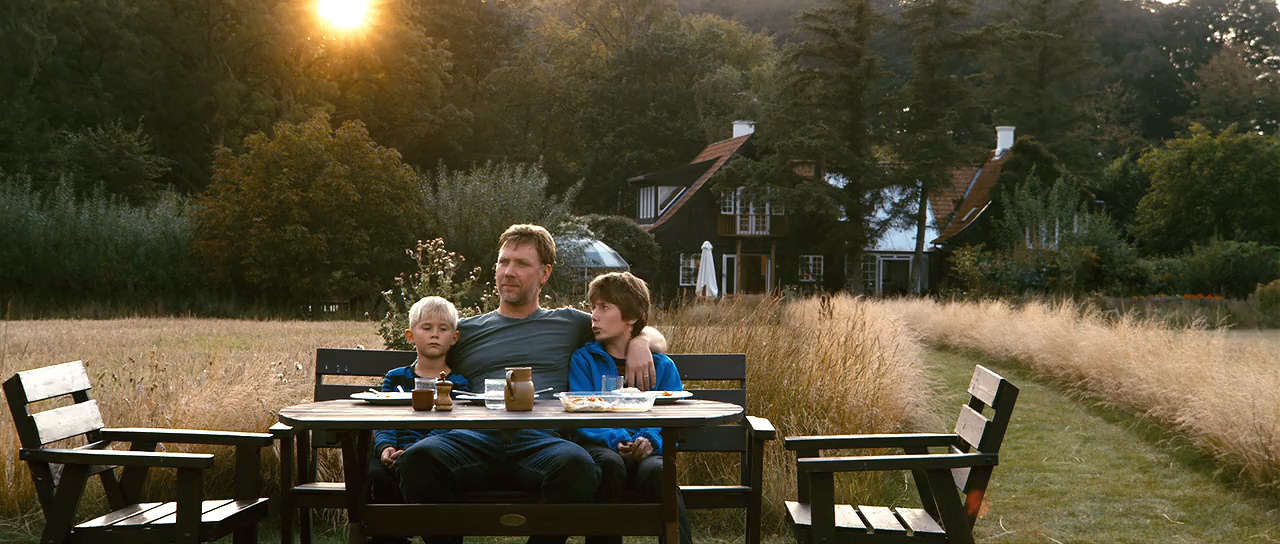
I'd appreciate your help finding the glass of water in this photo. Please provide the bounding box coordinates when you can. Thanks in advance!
[602,375,625,392]
[484,378,506,410]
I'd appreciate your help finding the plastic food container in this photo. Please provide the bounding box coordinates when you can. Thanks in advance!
[557,391,657,412]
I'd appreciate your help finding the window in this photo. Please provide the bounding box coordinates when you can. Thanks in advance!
[862,254,877,294]
[720,191,738,214]
[638,186,657,220]
[679,254,699,286]
[799,255,824,283]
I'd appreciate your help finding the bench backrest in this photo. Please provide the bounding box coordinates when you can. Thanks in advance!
[314,348,417,401]
[950,364,1019,526]
[668,353,752,489]
[4,361,114,511]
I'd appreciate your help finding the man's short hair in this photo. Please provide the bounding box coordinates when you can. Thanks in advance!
[498,224,557,267]
[587,272,650,338]
[408,296,459,329]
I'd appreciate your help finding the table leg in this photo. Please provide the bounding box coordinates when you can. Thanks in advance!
[661,427,684,544]
[340,430,371,544]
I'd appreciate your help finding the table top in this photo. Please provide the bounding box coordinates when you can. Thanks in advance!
[278,398,743,431]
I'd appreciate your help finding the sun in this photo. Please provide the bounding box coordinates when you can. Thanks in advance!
[317,0,370,32]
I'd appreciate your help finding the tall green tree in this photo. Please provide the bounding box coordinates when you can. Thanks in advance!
[896,0,991,293]
[1180,46,1280,135]
[984,0,1103,173]
[1133,125,1280,255]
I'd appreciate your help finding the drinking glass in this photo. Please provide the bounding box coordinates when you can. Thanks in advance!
[601,375,626,392]
[484,378,506,410]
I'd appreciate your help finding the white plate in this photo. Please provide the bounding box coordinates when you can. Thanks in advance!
[350,392,413,405]
[652,390,694,404]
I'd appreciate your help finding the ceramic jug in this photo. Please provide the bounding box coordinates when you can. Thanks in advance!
[504,367,534,411]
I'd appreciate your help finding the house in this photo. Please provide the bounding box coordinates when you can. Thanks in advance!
[858,126,1014,295]
[629,121,843,298]
[630,122,1013,298]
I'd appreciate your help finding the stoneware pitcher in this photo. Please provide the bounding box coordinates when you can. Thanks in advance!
[504,367,534,411]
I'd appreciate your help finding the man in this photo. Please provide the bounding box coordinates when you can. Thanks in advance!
[395,224,665,544]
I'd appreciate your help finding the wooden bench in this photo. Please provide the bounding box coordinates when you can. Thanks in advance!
[4,361,272,544]
[275,348,775,544]
[783,365,1019,544]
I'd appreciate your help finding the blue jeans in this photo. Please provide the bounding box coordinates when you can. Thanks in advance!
[397,429,601,544]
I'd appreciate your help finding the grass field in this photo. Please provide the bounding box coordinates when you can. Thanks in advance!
[0,295,932,540]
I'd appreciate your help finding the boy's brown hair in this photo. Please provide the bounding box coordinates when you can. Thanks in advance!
[498,224,557,267]
[588,272,650,338]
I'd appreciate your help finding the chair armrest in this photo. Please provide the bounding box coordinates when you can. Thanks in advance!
[270,422,296,439]
[796,452,996,473]
[784,433,958,451]
[101,427,273,447]
[745,416,776,441]
[21,448,215,469]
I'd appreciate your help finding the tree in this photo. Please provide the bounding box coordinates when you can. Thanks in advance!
[895,0,992,293]
[1093,152,1149,237]
[1132,125,1280,255]
[50,120,172,204]
[1180,46,1280,135]
[194,113,423,305]
[983,0,1103,174]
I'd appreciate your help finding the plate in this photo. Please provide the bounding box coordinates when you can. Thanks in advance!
[455,393,542,406]
[350,391,413,405]
[652,390,694,404]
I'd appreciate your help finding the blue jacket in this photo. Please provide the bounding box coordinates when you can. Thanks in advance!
[372,363,470,455]
[567,341,682,455]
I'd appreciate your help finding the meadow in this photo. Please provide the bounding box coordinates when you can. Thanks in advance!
[0,296,932,539]
[881,298,1280,490]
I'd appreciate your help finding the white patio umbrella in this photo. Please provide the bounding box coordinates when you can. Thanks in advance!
[694,241,719,299]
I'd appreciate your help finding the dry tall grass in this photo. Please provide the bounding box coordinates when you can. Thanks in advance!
[660,295,938,534]
[0,318,378,530]
[879,298,1280,488]
[1,299,935,537]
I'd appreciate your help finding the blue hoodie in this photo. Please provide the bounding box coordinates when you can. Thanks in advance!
[568,341,682,454]
[372,363,471,455]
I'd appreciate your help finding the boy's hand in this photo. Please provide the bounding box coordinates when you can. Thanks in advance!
[624,336,656,390]
[380,447,403,468]
[629,437,654,460]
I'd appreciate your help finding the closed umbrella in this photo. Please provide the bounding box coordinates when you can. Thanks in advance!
[695,241,719,299]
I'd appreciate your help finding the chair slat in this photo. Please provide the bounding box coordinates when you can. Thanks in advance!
[14,361,92,403]
[149,499,237,525]
[315,349,415,376]
[856,505,907,534]
[954,405,989,451]
[670,354,747,381]
[76,503,166,528]
[968,365,1004,408]
[681,426,746,452]
[32,400,104,444]
[686,389,746,407]
[895,507,945,535]
[785,501,867,531]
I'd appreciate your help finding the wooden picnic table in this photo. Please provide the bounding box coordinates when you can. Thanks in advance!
[278,397,743,543]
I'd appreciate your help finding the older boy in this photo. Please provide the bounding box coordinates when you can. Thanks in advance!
[568,272,691,544]
[395,224,668,544]
[367,296,470,519]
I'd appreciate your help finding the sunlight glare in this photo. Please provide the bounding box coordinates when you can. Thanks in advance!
[317,0,370,31]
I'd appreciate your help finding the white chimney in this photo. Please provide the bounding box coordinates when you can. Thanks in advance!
[733,120,756,138]
[996,126,1015,155]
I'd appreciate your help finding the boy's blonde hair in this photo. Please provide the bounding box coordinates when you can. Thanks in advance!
[408,296,459,329]
[587,272,650,338]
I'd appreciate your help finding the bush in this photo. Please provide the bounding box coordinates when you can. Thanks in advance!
[0,174,200,313]
[377,239,496,350]
[1137,256,1189,295]
[195,113,423,306]
[1183,239,1280,298]
[1255,279,1280,325]
[49,120,172,204]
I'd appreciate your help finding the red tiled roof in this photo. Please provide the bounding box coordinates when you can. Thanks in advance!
[932,151,1007,245]
[640,134,752,232]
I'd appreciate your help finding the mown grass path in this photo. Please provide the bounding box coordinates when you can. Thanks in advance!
[926,349,1280,543]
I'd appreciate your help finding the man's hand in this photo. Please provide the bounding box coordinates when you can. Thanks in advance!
[380,447,403,468]
[625,335,657,390]
[619,437,654,461]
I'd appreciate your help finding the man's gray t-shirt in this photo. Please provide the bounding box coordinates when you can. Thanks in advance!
[451,307,594,393]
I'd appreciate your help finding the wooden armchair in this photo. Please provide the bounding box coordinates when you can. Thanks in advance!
[4,361,272,544]
[783,365,1019,544]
